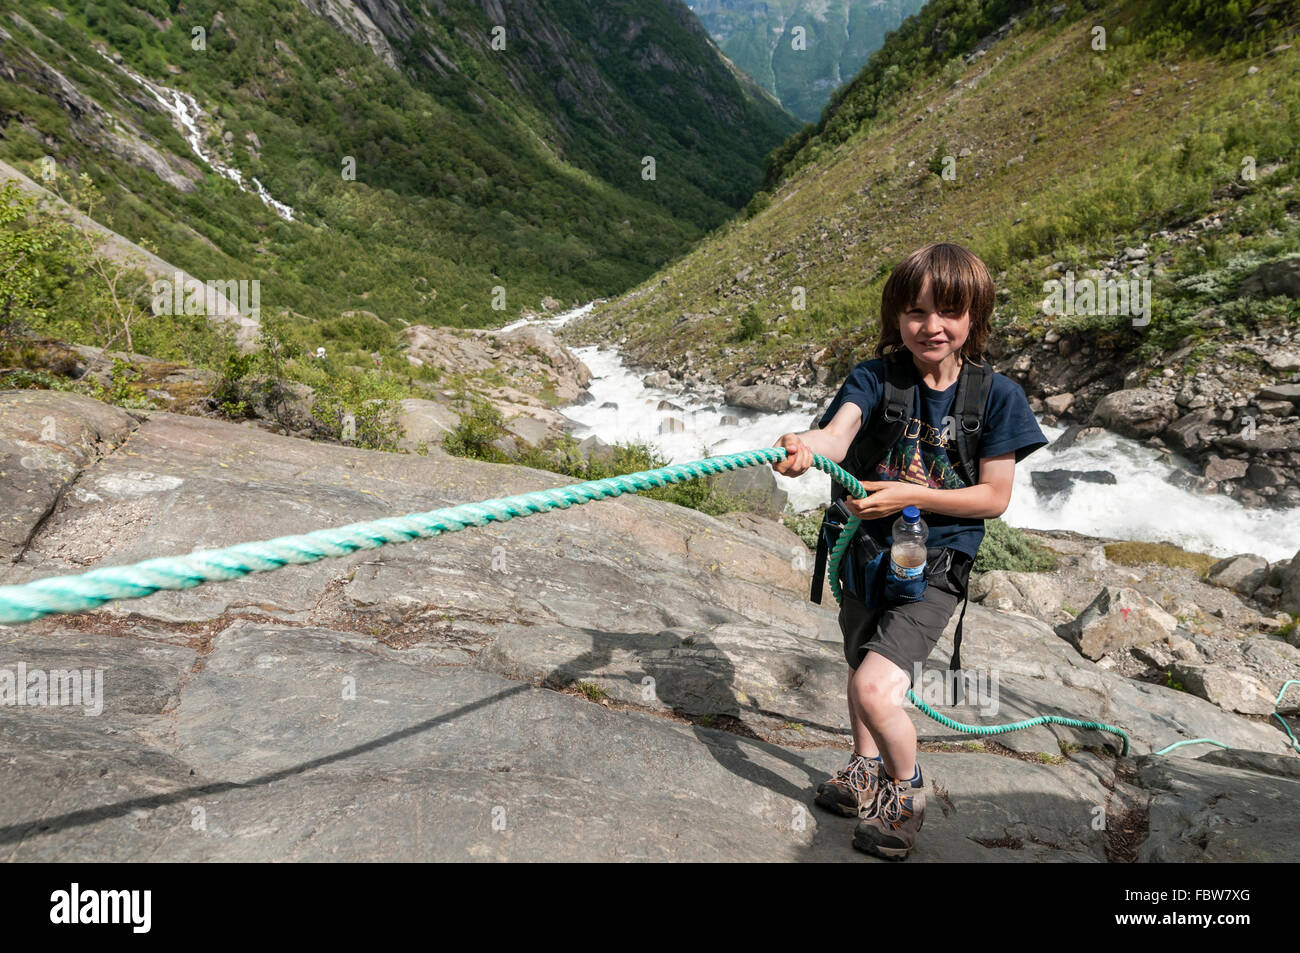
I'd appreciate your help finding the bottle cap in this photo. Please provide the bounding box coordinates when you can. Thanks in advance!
[902,506,920,522]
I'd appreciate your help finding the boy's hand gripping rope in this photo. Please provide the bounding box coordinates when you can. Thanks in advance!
[1,446,1295,758]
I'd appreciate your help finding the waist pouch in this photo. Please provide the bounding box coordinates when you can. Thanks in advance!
[813,502,972,609]
[860,542,972,611]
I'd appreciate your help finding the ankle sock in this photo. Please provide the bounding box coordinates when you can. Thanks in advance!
[854,752,883,763]
[884,763,923,788]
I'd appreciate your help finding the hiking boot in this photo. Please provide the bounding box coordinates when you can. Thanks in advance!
[853,770,925,861]
[814,754,880,817]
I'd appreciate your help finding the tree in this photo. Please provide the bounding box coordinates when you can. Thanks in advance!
[0,180,70,344]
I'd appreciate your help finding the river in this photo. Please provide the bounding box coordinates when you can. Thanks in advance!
[500,303,1300,561]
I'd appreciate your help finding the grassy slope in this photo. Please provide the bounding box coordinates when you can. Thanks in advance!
[563,0,1300,385]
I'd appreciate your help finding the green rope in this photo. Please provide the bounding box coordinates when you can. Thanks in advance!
[0,445,1292,760]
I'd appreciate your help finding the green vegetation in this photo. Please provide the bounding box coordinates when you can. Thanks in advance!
[730,304,765,342]
[783,508,823,551]
[765,0,1297,191]
[1104,541,1218,577]
[443,419,756,519]
[572,681,610,703]
[1,0,796,336]
[973,519,1058,573]
[570,0,1300,388]
[1274,614,1299,640]
[442,402,511,463]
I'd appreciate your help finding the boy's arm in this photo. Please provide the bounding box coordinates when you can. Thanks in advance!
[847,452,1016,520]
[771,402,863,475]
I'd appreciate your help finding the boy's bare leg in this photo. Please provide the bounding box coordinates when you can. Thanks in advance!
[850,653,917,780]
[847,671,882,759]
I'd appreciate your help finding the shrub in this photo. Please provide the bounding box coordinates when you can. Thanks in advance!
[513,434,751,517]
[783,508,823,552]
[731,304,764,342]
[442,401,510,462]
[310,369,405,451]
[974,519,1058,572]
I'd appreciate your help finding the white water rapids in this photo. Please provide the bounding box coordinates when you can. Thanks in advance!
[502,303,1300,562]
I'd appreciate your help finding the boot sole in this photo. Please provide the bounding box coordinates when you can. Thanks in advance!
[852,813,923,860]
[813,793,860,818]
[852,834,911,860]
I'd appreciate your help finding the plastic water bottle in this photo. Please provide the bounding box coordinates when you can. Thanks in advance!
[890,506,928,581]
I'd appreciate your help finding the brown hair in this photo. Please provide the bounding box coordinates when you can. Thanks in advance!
[874,242,994,363]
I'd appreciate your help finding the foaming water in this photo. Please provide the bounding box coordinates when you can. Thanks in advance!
[1008,424,1300,561]
[502,304,1300,561]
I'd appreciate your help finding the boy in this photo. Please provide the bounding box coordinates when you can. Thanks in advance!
[771,242,1046,860]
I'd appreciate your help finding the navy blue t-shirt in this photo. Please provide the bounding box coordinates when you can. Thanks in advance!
[818,356,1046,594]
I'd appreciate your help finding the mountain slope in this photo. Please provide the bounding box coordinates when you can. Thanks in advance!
[561,0,1300,507]
[0,0,799,330]
[688,0,927,122]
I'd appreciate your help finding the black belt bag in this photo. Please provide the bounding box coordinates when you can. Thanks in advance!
[811,499,971,610]
[864,545,963,610]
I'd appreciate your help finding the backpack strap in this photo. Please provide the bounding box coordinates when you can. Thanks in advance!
[837,350,915,501]
[946,549,974,702]
[949,588,969,702]
[950,359,994,486]
[809,529,828,604]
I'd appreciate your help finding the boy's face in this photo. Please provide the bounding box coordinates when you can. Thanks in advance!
[899,275,970,364]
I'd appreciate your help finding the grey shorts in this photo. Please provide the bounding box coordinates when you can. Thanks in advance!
[838,551,970,684]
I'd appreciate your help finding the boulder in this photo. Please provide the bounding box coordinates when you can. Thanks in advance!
[1203,455,1248,482]
[503,414,550,448]
[724,383,792,413]
[1029,469,1116,499]
[577,434,618,464]
[714,465,789,517]
[1089,388,1177,438]
[1281,548,1300,616]
[1044,393,1074,415]
[969,571,1068,624]
[1259,382,1300,404]
[1169,663,1276,715]
[1205,554,1269,596]
[1239,255,1300,298]
[1055,587,1178,660]
[396,398,459,453]
[1163,410,1217,454]
[1245,463,1285,488]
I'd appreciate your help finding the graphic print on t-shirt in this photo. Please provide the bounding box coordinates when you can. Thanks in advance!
[873,415,968,489]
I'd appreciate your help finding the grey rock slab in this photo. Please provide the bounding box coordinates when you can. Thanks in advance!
[0,719,206,861]
[0,623,196,720]
[932,606,1292,757]
[175,621,831,818]
[0,390,139,564]
[910,752,1111,861]
[1137,753,1300,861]
[479,620,849,740]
